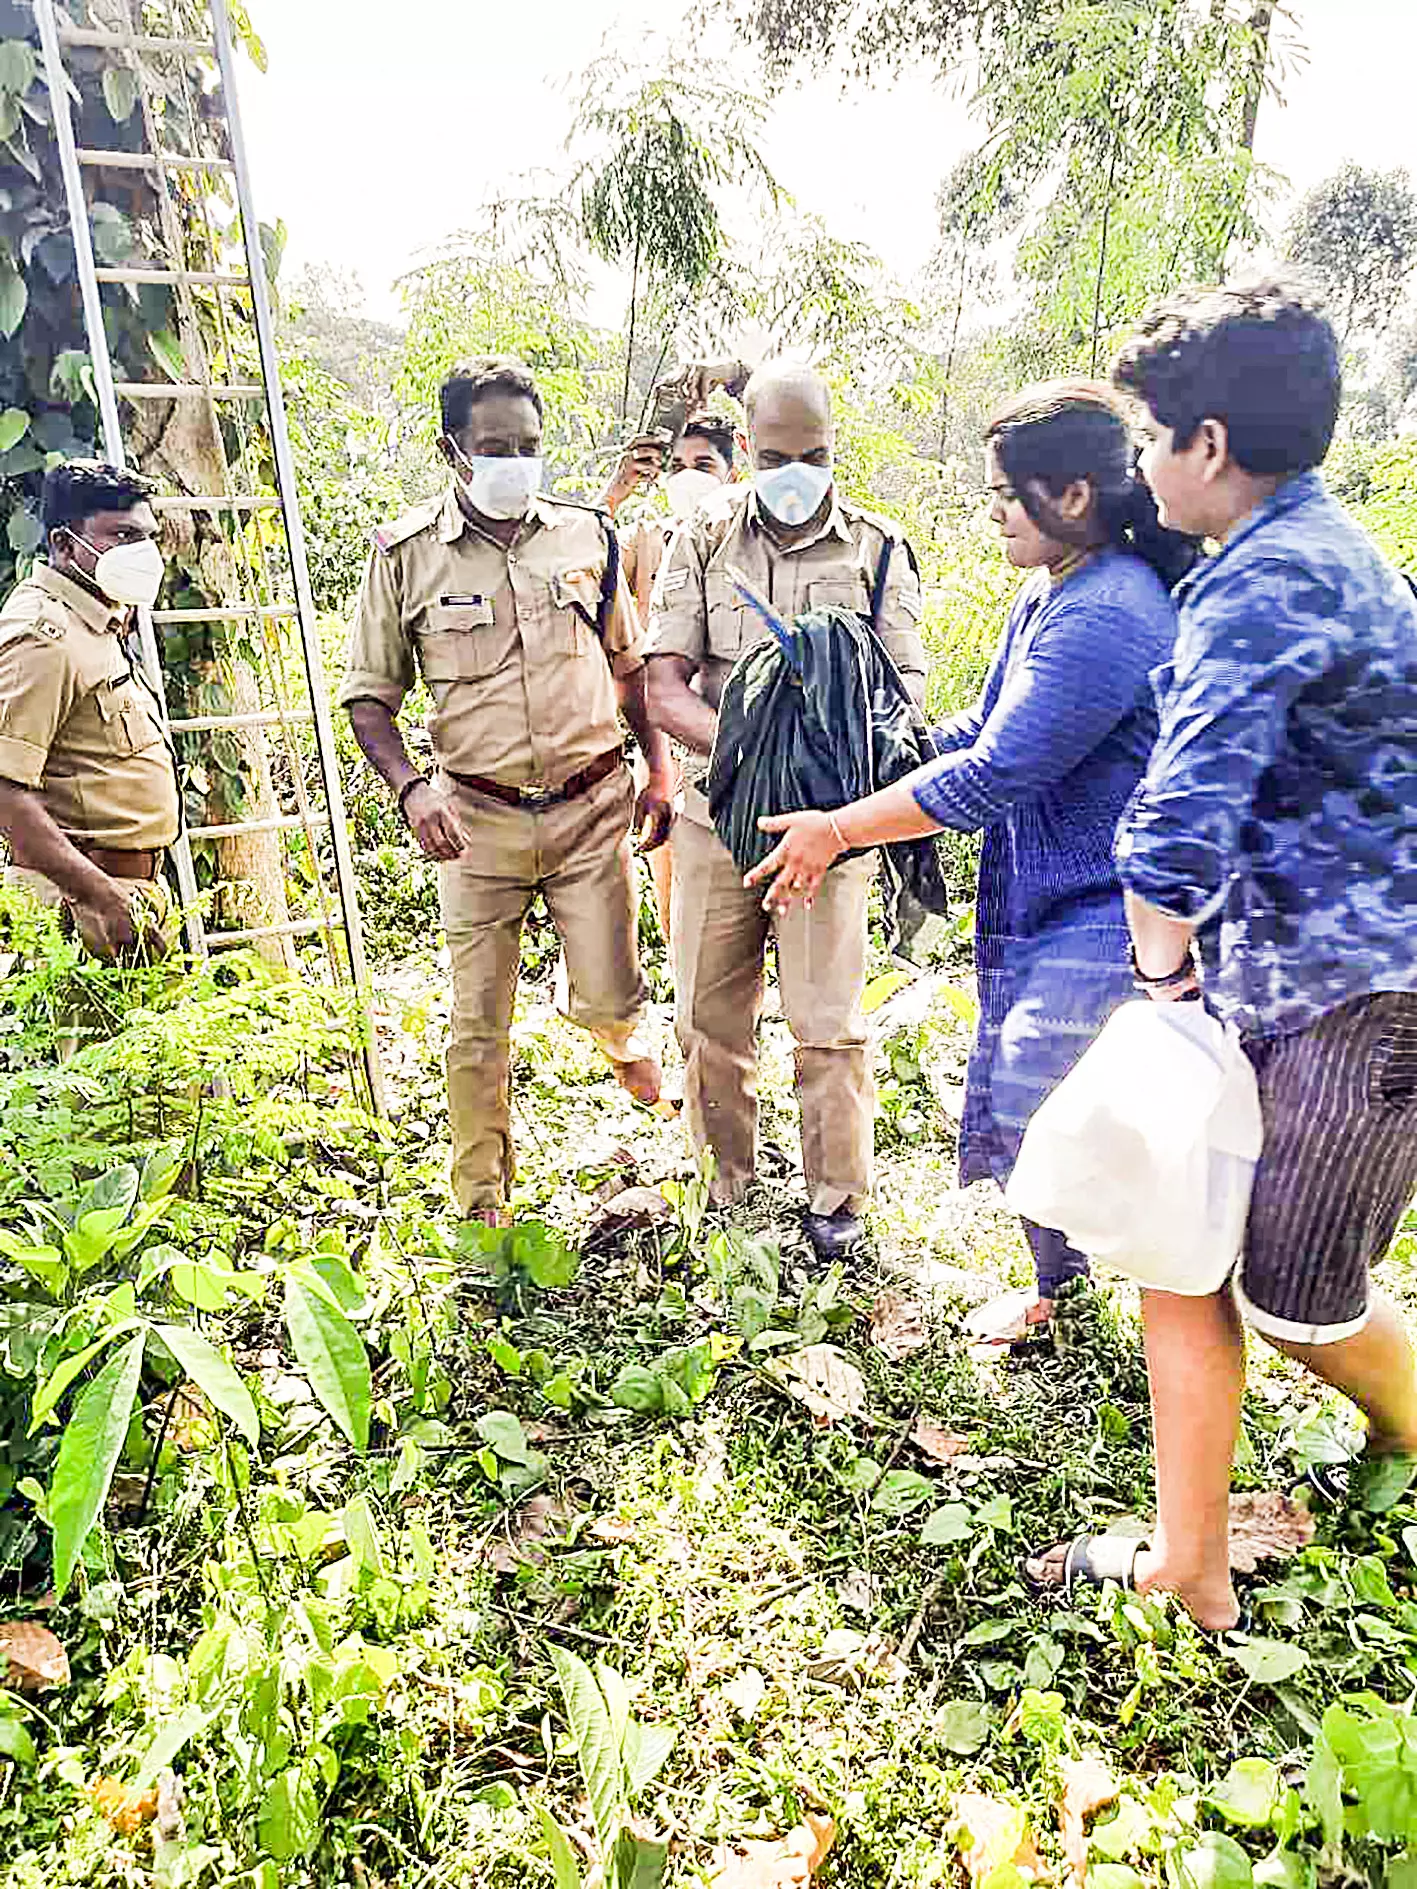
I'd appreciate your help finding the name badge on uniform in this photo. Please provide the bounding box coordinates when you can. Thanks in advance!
[659,568,689,595]
[439,594,485,606]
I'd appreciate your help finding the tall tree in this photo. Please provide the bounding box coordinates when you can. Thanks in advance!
[1285,163,1417,343]
[568,50,781,425]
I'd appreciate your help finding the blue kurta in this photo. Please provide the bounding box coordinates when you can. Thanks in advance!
[913,550,1179,1188]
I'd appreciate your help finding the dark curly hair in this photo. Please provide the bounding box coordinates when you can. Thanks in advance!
[986,379,1199,588]
[41,459,155,536]
[1112,275,1341,478]
[439,356,544,436]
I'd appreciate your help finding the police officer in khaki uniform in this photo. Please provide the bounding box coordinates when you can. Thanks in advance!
[0,460,178,960]
[646,362,928,1257]
[341,357,676,1223]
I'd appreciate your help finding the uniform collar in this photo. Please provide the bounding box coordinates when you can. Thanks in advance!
[436,483,553,547]
[1175,470,1326,606]
[30,562,125,634]
[744,483,853,552]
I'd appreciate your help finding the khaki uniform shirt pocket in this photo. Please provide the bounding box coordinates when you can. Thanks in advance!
[805,577,865,615]
[417,599,508,681]
[705,574,749,661]
[548,565,602,655]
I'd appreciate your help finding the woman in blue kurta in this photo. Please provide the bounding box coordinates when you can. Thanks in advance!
[745,381,1196,1343]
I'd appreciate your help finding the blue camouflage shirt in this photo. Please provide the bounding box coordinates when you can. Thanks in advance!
[1115,471,1417,1037]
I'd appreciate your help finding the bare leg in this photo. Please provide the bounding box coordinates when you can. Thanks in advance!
[1133,1286,1246,1630]
[1264,1289,1417,1456]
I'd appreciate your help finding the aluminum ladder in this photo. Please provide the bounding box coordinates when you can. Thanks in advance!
[34,0,383,1113]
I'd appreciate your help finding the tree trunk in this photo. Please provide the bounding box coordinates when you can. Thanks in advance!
[1240,2,1275,153]
[1089,129,1122,377]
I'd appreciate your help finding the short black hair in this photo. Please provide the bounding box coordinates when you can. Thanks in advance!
[41,459,155,536]
[679,411,735,468]
[1112,275,1341,478]
[439,356,543,436]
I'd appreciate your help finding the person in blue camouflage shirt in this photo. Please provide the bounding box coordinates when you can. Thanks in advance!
[1026,278,1417,1634]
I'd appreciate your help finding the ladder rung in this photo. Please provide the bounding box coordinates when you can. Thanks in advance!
[152,495,280,512]
[116,381,264,400]
[77,149,235,176]
[189,813,331,842]
[168,710,315,734]
[96,267,250,288]
[57,28,215,55]
[154,605,296,623]
[207,918,338,951]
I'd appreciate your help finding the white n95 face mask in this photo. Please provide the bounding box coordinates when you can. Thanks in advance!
[452,450,544,521]
[664,467,721,519]
[76,535,166,608]
[754,460,833,527]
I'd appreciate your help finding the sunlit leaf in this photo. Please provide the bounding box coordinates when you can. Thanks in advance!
[50,1332,146,1597]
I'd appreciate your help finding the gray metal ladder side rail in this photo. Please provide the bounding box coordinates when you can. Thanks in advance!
[34,0,206,954]
[34,0,385,1115]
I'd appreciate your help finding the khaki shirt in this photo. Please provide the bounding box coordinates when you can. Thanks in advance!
[340,487,643,790]
[646,484,928,822]
[0,565,180,850]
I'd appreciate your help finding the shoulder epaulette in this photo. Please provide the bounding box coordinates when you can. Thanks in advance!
[371,495,442,554]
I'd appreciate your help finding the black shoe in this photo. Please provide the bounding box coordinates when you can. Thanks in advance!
[803,1207,865,1259]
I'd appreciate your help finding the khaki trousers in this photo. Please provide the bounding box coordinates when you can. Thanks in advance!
[437,763,649,1214]
[670,815,875,1216]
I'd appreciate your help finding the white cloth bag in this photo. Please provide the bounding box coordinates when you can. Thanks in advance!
[1004,999,1264,1295]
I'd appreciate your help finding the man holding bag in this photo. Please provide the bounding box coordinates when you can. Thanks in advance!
[1026,280,1417,1630]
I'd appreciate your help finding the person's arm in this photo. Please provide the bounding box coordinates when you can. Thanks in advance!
[743,770,943,913]
[598,436,667,516]
[646,653,717,755]
[1124,890,1200,1001]
[874,532,929,710]
[0,782,150,957]
[339,542,469,862]
[1114,557,1338,932]
[616,665,675,851]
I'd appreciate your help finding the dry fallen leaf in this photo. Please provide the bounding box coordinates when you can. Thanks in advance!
[766,1345,866,1426]
[588,1516,636,1545]
[0,1620,69,1691]
[1227,1491,1315,1573]
[583,1185,673,1246]
[155,1768,185,1845]
[1058,1754,1119,1886]
[836,1566,877,1614]
[169,1383,214,1450]
[92,1776,159,1834]
[487,1492,576,1575]
[954,1791,1041,1886]
[911,1422,971,1465]
[869,1291,929,1361]
[709,1813,836,1887]
[720,1666,768,1721]
[806,1627,908,1690]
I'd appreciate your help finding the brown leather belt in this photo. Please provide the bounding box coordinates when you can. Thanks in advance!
[75,843,162,881]
[447,747,623,811]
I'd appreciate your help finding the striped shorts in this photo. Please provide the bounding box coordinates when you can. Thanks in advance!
[1236,991,1417,1344]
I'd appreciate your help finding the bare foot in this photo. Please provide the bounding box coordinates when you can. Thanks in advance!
[1134,1547,1240,1632]
[613,1055,663,1107]
[1023,1541,1069,1589]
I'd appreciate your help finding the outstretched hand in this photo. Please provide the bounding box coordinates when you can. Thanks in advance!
[743,809,845,915]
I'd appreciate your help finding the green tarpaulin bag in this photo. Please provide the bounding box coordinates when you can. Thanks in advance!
[705,547,949,924]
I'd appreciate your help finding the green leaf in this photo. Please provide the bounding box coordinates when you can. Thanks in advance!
[0,261,25,340]
[0,407,27,452]
[1353,1452,1417,1513]
[1209,1758,1280,1830]
[551,1644,622,1858]
[1165,1831,1253,1889]
[257,1766,320,1861]
[30,1330,127,1433]
[146,327,186,382]
[1253,1851,1314,1889]
[50,1332,145,1597]
[1230,1638,1309,1685]
[168,1260,232,1313]
[283,1276,370,1450]
[1303,1732,1344,1851]
[1385,1856,1417,1889]
[870,1468,936,1516]
[342,1494,385,1576]
[921,1503,974,1546]
[975,1492,1014,1532]
[132,1705,212,1788]
[0,40,36,96]
[6,506,41,554]
[1089,1870,1148,1889]
[611,1363,662,1413]
[624,1720,674,1794]
[101,65,137,123]
[154,1325,259,1447]
[475,1410,529,1464]
[534,1803,583,1889]
[0,1704,36,1766]
[935,1699,989,1754]
[611,1828,668,1889]
[309,1249,365,1313]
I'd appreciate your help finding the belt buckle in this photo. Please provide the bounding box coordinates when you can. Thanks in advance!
[518,781,559,809]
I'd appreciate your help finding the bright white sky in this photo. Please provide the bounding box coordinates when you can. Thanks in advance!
[239,0,1417,327]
